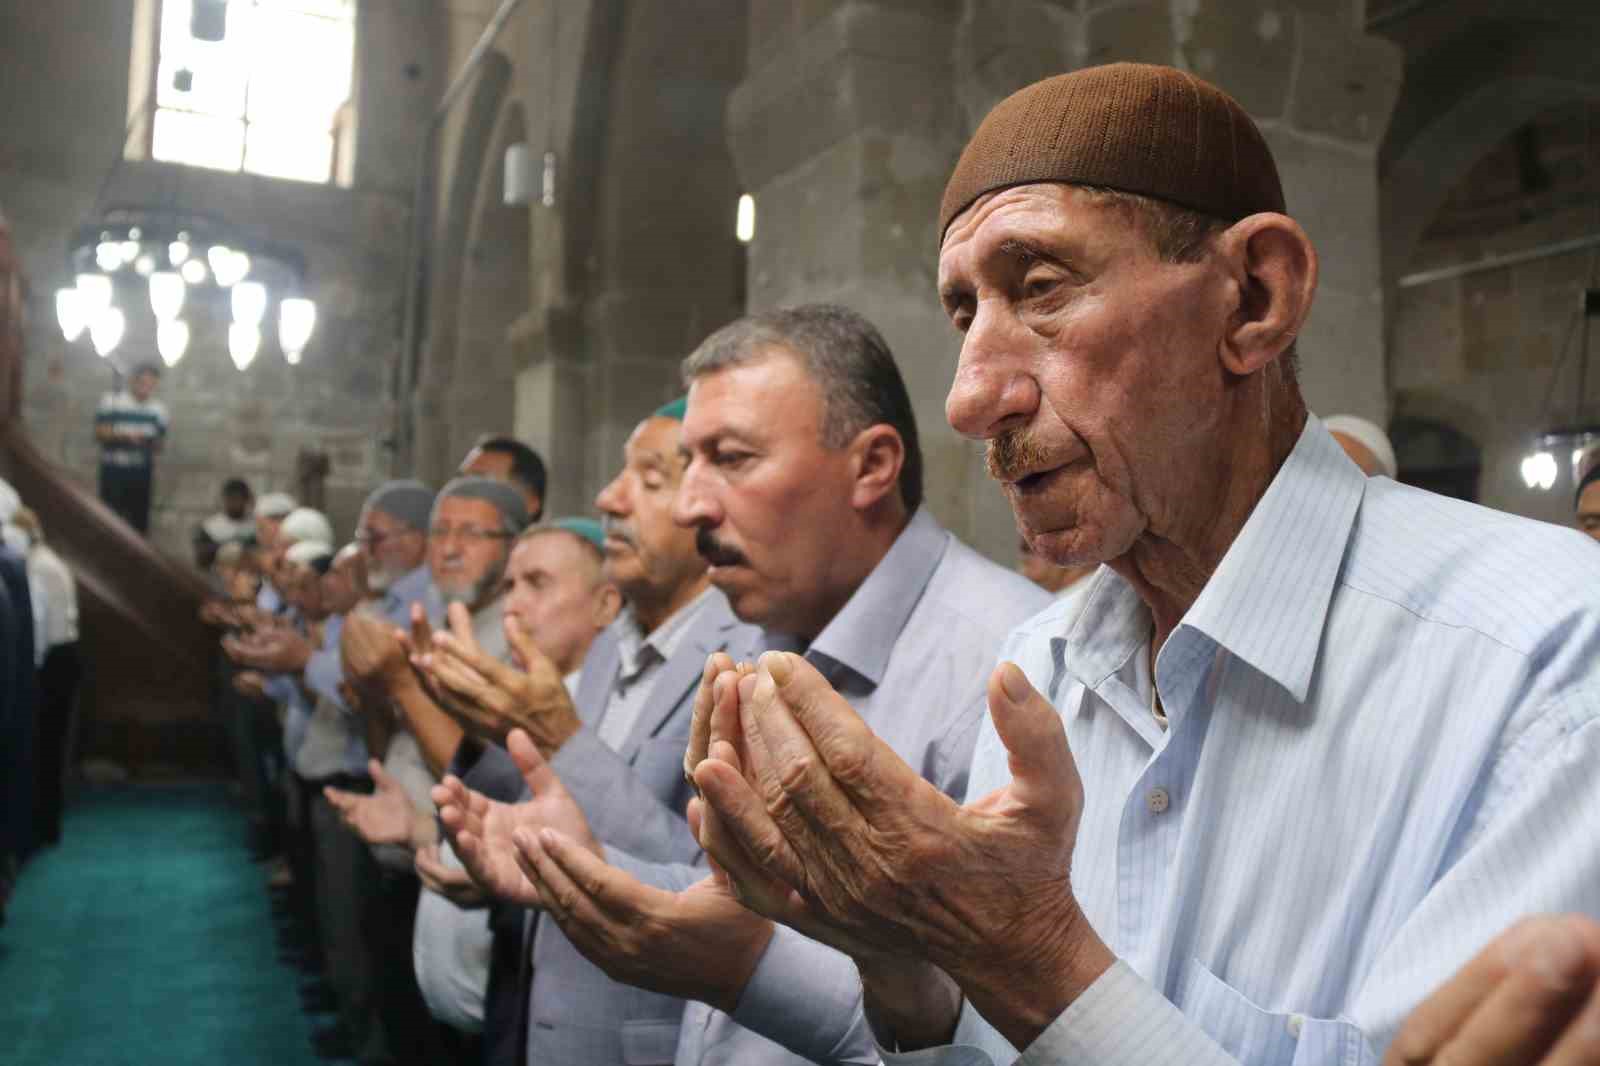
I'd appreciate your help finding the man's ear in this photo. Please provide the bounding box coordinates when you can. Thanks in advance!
[1217,212,1318,377]
[848,424,906,512]
[593,583,623,629]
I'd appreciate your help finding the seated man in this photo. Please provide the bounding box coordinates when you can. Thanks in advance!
[672,64,1600,1066]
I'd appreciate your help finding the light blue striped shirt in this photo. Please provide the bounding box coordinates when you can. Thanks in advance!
[888,416,1600,1066]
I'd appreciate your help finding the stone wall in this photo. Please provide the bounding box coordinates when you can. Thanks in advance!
[0,0,434,561]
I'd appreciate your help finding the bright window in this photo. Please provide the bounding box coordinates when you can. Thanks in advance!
[149,0,354,183]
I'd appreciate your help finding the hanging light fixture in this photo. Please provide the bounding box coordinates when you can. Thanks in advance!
[736,194,756,244]
[232,280,267,326]
[157,319,191,367]
[95,241,122,272]
[210,246,250,288]
[89,306,125,357]
[278,297,317,361]
[229,322,261,370]
[55,288,88,342]
[168,238,190,266]
[180,257,208,285]
[149,271,185,321]
[76,273,114,314]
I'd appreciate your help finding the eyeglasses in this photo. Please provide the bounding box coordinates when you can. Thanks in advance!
[428,524,511,544]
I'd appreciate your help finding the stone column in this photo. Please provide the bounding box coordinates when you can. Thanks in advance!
[730,0,1402,562]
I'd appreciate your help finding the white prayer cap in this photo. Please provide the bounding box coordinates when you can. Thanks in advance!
[1323,414,1397,479]
[280,507,335,548]
[284,539,334,571]
[256,492,298,519]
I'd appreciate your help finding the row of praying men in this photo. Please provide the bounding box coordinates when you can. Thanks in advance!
[195,63,1598,1066]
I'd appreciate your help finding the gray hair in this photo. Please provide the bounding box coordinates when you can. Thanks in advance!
[681,304,923,511]
[433,476,530,536]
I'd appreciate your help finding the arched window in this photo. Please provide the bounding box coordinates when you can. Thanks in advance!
[130,0,355,185]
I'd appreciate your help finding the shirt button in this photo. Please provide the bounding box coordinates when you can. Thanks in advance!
[1145,788,1170,814]
[1286,1014,1304,1039]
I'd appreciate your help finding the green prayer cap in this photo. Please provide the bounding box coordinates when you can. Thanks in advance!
[550,517,606,553]
[653,396,688,421]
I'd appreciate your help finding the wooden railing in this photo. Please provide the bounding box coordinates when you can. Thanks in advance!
[0,207,222,776]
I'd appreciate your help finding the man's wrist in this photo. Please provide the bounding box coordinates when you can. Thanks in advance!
[954,895,1114,1053]
[858,953,962,1052]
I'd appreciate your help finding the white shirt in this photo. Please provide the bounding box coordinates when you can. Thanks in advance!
[886,416,1600,1066]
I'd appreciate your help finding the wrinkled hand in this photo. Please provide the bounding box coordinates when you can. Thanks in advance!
[232,669,268,699]
[415,843,490,909]
[692,651,1111,1052]
[682,654,752,791]
[1385,915,1600,1065]
[340,612,410,690]
[413,602,580,755]
[325,759,418,848]
[512,799,773,1013]
[432,729,601,910]
[223,627,314,674]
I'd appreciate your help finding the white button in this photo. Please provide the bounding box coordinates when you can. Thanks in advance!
[1145,788,1170,814]
[1286,1014,1304,1039]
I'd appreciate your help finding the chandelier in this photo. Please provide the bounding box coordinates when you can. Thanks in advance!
[53,205,317,371]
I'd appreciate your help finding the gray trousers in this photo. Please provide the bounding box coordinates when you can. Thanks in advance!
[310,790,387,1063]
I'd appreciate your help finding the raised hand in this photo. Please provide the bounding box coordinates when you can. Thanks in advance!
[340,613,410,689]
[414,843,489,909]
[1384,915,1600,1066]
[222,626,314,674]
[324,759,420,848]
[511,823,774,1013]
[412,602,579,755]
[432,729,600,910]
[693,651,1113,1052]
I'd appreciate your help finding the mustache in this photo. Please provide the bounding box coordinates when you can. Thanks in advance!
[695,528,748,568]
[986,428,1055,482]
[601,516,636,548]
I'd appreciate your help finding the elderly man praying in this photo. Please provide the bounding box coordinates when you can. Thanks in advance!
[679,64,1600,1066]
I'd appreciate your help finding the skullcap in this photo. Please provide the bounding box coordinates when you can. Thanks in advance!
[361,479,435,533]
[280,507,335,548]
[940,63,1285,237]
[547,517,606,554]
[653,396,688,421]
[284,539,334,572]
[434,476,530,536]
[256,492,298,519]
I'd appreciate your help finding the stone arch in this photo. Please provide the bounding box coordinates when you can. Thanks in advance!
[410,49,512,485]
[1381,18,1600,285]
[442,98,531,466]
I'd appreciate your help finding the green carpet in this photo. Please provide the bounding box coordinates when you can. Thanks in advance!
[0,785,333,1065]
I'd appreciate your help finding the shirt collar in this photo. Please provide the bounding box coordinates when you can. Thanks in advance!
[1059,415,1365,709]
[806,506,948,688]
[616,584,717,680]
[1173,415,1365,703]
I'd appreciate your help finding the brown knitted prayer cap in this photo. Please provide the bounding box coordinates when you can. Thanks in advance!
[940,63,1285,237]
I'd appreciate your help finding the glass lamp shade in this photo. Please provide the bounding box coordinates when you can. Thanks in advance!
[90,306,125,358]
[157,319,191,367]
[55,288,87,341]
[168,239,190,266]
[76,273,114,314]
[149,271,186,321]
[231,281,267,326]
[119,239,141,262]
[278,298,317,357]
[211,247,251,288]
[229,322,260,370]
[180,258,208,285]
[95,242,122,272]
